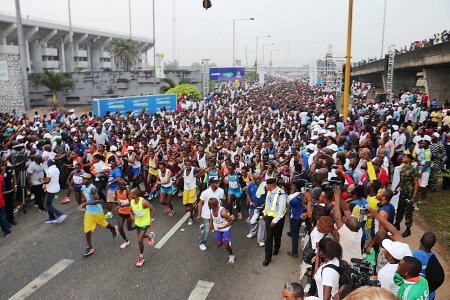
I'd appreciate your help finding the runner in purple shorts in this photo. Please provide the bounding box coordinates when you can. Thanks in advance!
[208,198,235,264]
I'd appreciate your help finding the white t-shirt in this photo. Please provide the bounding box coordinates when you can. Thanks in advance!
[46,165,60,193]
[314,257,340,299]
[311,227,325,251]
[338,224,363,265]
[42,151,56,171]
[200,187,225,219]
[378,263,399,294]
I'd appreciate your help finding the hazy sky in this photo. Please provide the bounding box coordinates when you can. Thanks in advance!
[1,0,449,67]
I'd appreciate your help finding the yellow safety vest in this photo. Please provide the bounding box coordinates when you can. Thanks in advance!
[265,187,287,218]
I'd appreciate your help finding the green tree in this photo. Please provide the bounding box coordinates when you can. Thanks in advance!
[165,84,201,100]
[111,38,140,71]
[33,70,75,108]
[159,77,176,93]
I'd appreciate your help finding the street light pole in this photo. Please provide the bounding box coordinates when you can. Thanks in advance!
[128,0,132,39]
[14,0,29,111]
[342,0,353,120]
[256,35,270,70]
[380,0,387,58]
[233,18,254,66]
[270,49,280,75]
[67,0,73,72]
[152,0,156,94]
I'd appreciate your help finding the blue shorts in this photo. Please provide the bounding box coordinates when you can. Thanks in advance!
[130,167,141,177]
[214,230,232,244]
[160,185,175,195]
[73,185,82,192]
[136,225,149,231]
[228,188,242,198]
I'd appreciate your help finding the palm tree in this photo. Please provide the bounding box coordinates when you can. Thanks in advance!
[33,70,75,109]
[159,78,176,93]
[111,38,140,71]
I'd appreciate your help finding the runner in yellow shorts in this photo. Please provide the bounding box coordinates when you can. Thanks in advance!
[81,173,118,257]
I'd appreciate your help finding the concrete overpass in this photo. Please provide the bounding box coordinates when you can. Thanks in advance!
[351,42,450,101]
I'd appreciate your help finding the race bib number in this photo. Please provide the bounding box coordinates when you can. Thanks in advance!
[133,209,143,218]
[119,200,129,206]
[229,181,238,189]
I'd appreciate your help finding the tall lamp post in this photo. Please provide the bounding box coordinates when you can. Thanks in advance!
[233,18,254,66]
[256,35,270,70]
[152,0,156,94]
[262,43,274,70]
[342,0,353,120]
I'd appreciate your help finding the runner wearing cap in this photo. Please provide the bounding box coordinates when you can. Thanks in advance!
[81,173,118,257]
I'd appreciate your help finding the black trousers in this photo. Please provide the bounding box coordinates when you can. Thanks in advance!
[2,191,15,223]
[264,216,285,262]
[290,218,303,254]
[30,184,45,210]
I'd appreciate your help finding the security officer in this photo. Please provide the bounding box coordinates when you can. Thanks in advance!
[263,177,287,266]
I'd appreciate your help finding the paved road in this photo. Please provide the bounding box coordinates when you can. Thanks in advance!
[0,193,299,300]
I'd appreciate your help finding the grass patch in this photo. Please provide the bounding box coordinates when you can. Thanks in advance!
[416,189,450,252]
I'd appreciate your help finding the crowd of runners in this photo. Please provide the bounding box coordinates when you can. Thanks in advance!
[0,78,448,299]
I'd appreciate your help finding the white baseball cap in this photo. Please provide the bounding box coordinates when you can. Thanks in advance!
[128,146,134,151]
[382,239,412,260]
[110,145,118,152]
[15,135,25,141]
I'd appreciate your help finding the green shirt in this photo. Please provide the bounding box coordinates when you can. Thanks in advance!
[400,165,419,198]
[395,272,429,300]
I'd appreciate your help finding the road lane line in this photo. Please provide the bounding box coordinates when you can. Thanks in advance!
[187,280,215,300]
[9,259,74,300]
[154,212,190,249]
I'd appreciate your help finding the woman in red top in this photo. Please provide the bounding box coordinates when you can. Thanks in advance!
[0,165,12,236]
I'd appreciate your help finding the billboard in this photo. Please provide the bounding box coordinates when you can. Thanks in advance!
[209,67,245,81]
[92,93,177,117]
[155,53,165,79]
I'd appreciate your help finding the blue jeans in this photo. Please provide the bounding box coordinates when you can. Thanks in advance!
[0,207,11,235]
[200,218,210,245]
[45,192,62,220]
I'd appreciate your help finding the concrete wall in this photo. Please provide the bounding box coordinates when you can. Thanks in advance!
[0,45,25,113]
[423,67,450,101]
[28,70,203,107]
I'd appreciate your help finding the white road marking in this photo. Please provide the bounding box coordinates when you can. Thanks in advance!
[154,212,190,249]
[187,280,215,300]
[9,259,74,300]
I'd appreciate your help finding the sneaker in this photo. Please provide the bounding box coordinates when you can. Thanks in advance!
[120,240,130,249]
[34,204,38,208]
[38,209,46,213]
[147,232,155,246]
[80,206,85,212]
[228,254,235,264]
[247,233,256,239]
[187,219,193,226]
[177,191,183,196]
[55,214,67,224]
[83,247,94,257]
[5,232,12,237]
[168,209,175,217]
[199,244,207,251]
[112,225,118,239]
[136,257,145,267]
[143,192,149,197]
[164,206,170,213]
[44,218,56,224]
[105,212,113,219]
[61,197,71,204]
[238,212,242,220]
[259,242,265,247]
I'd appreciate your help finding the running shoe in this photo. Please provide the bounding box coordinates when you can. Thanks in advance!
[61,197,71,204]
[238,212,242,220]
[112,225,118,239]
[164,206,170,213]
[135,257,145,267]
[147,232,155,246]
[120,240,130,249]
[83,247,94,257]
[228,254,235,264]
[246,233,256,238]
[143,192,149,197]
[55,214,67,224]
[168,209,175,217]
[44,218,56,224]
[259,242,265,247]
[187,219,193,226]
[199,244,207,251]
[104,212,113,219]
